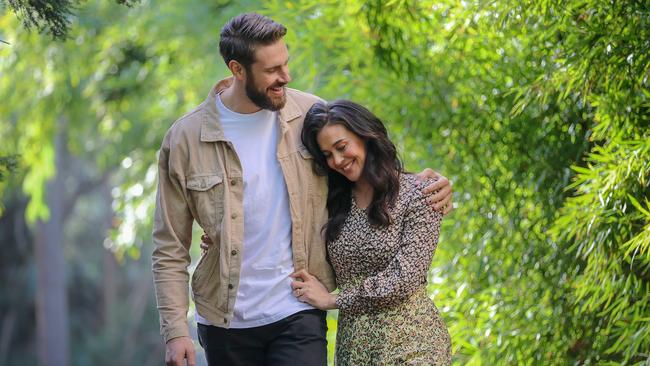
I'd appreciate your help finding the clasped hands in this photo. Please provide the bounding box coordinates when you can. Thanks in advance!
[290,269,337,310]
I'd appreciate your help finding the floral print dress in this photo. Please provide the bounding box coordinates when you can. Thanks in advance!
[331,174,451,365]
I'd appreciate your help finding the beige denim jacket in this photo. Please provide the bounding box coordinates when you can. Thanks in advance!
[152,81,335,342]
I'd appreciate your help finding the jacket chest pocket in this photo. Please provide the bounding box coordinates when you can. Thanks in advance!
[186,174,224,230]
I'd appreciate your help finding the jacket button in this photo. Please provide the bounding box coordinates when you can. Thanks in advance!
[223,318,227,324]
[230,179,236,186]
[231,250,237,255]
[231,213,237,219]
[228,284,234,289]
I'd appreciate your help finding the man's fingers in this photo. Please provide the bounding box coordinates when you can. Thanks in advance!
[187,347,196,366]
[428,185,452,207]
[165,354,178,366]
[428,193,453,215]
[421,176,448,195]
[443,201,454,216]
[165,337,193,366]
[165,348,177,366]
[415,168,437,181]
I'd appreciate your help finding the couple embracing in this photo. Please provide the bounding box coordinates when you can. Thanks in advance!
[152,13,453,366]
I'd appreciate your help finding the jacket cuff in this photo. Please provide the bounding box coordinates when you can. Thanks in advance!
[163,323,191,344]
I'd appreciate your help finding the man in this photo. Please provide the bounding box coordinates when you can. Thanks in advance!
[152,13,453,366]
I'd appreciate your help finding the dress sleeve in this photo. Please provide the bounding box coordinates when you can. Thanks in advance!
[335,183,443,313]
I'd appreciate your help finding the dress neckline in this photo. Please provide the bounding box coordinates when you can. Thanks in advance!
[351,193,369,214]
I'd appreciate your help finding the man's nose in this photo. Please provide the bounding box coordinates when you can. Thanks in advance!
[280,67,291,84]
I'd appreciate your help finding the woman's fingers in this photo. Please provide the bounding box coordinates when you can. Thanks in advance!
[294,287,306,296]
[291,280,305,290]
[291,270,317,304]
[200,233,213,244]
[293,285,311,303]
[290,269,312,281]
[199,233,214,251]
[295,288,312,303]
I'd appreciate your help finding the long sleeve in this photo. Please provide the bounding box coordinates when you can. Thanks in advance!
[151,129,194,342]
[335,186,442,313]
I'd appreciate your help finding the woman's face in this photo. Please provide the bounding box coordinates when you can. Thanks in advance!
[316,123,367,182]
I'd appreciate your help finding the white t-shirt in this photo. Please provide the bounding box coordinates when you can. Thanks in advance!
[195,93,313,328]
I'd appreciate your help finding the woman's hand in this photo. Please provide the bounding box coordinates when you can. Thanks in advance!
[290,269,337,310]
[199,233,212,254]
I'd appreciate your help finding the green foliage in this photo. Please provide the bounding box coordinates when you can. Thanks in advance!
[0,154,18,181]
[3,0,139,39]
[0,153,18,214]
[0,0,225,229]
[5,0,78,39]
[553,140,650,362]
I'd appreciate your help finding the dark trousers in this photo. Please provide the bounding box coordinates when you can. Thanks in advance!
[197,309,327,366]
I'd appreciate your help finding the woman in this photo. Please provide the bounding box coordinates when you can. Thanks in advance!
[292,100,451,365]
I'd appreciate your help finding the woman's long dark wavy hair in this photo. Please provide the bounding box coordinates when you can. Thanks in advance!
[301,100,403,243]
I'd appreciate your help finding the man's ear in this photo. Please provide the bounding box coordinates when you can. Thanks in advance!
[228,60,246,81]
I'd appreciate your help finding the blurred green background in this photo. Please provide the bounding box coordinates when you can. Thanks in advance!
[0,1,648,365]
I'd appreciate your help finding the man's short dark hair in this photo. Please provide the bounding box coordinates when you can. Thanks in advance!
[219,13,287,69]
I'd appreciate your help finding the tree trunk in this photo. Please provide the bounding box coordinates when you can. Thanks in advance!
[102,248,118,328]
[34,117,69,366]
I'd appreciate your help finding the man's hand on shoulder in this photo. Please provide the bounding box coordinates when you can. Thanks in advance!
[215,77,234,93]
[166,336,196,366]
[415,168,453,216]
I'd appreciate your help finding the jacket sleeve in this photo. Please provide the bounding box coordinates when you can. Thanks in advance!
[151,129,194,343]
[335,186,442,313]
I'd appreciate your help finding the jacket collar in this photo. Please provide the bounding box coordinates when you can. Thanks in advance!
[200,78,302,142]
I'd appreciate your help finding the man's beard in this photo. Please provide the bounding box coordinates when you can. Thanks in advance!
[245,73,287,111]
